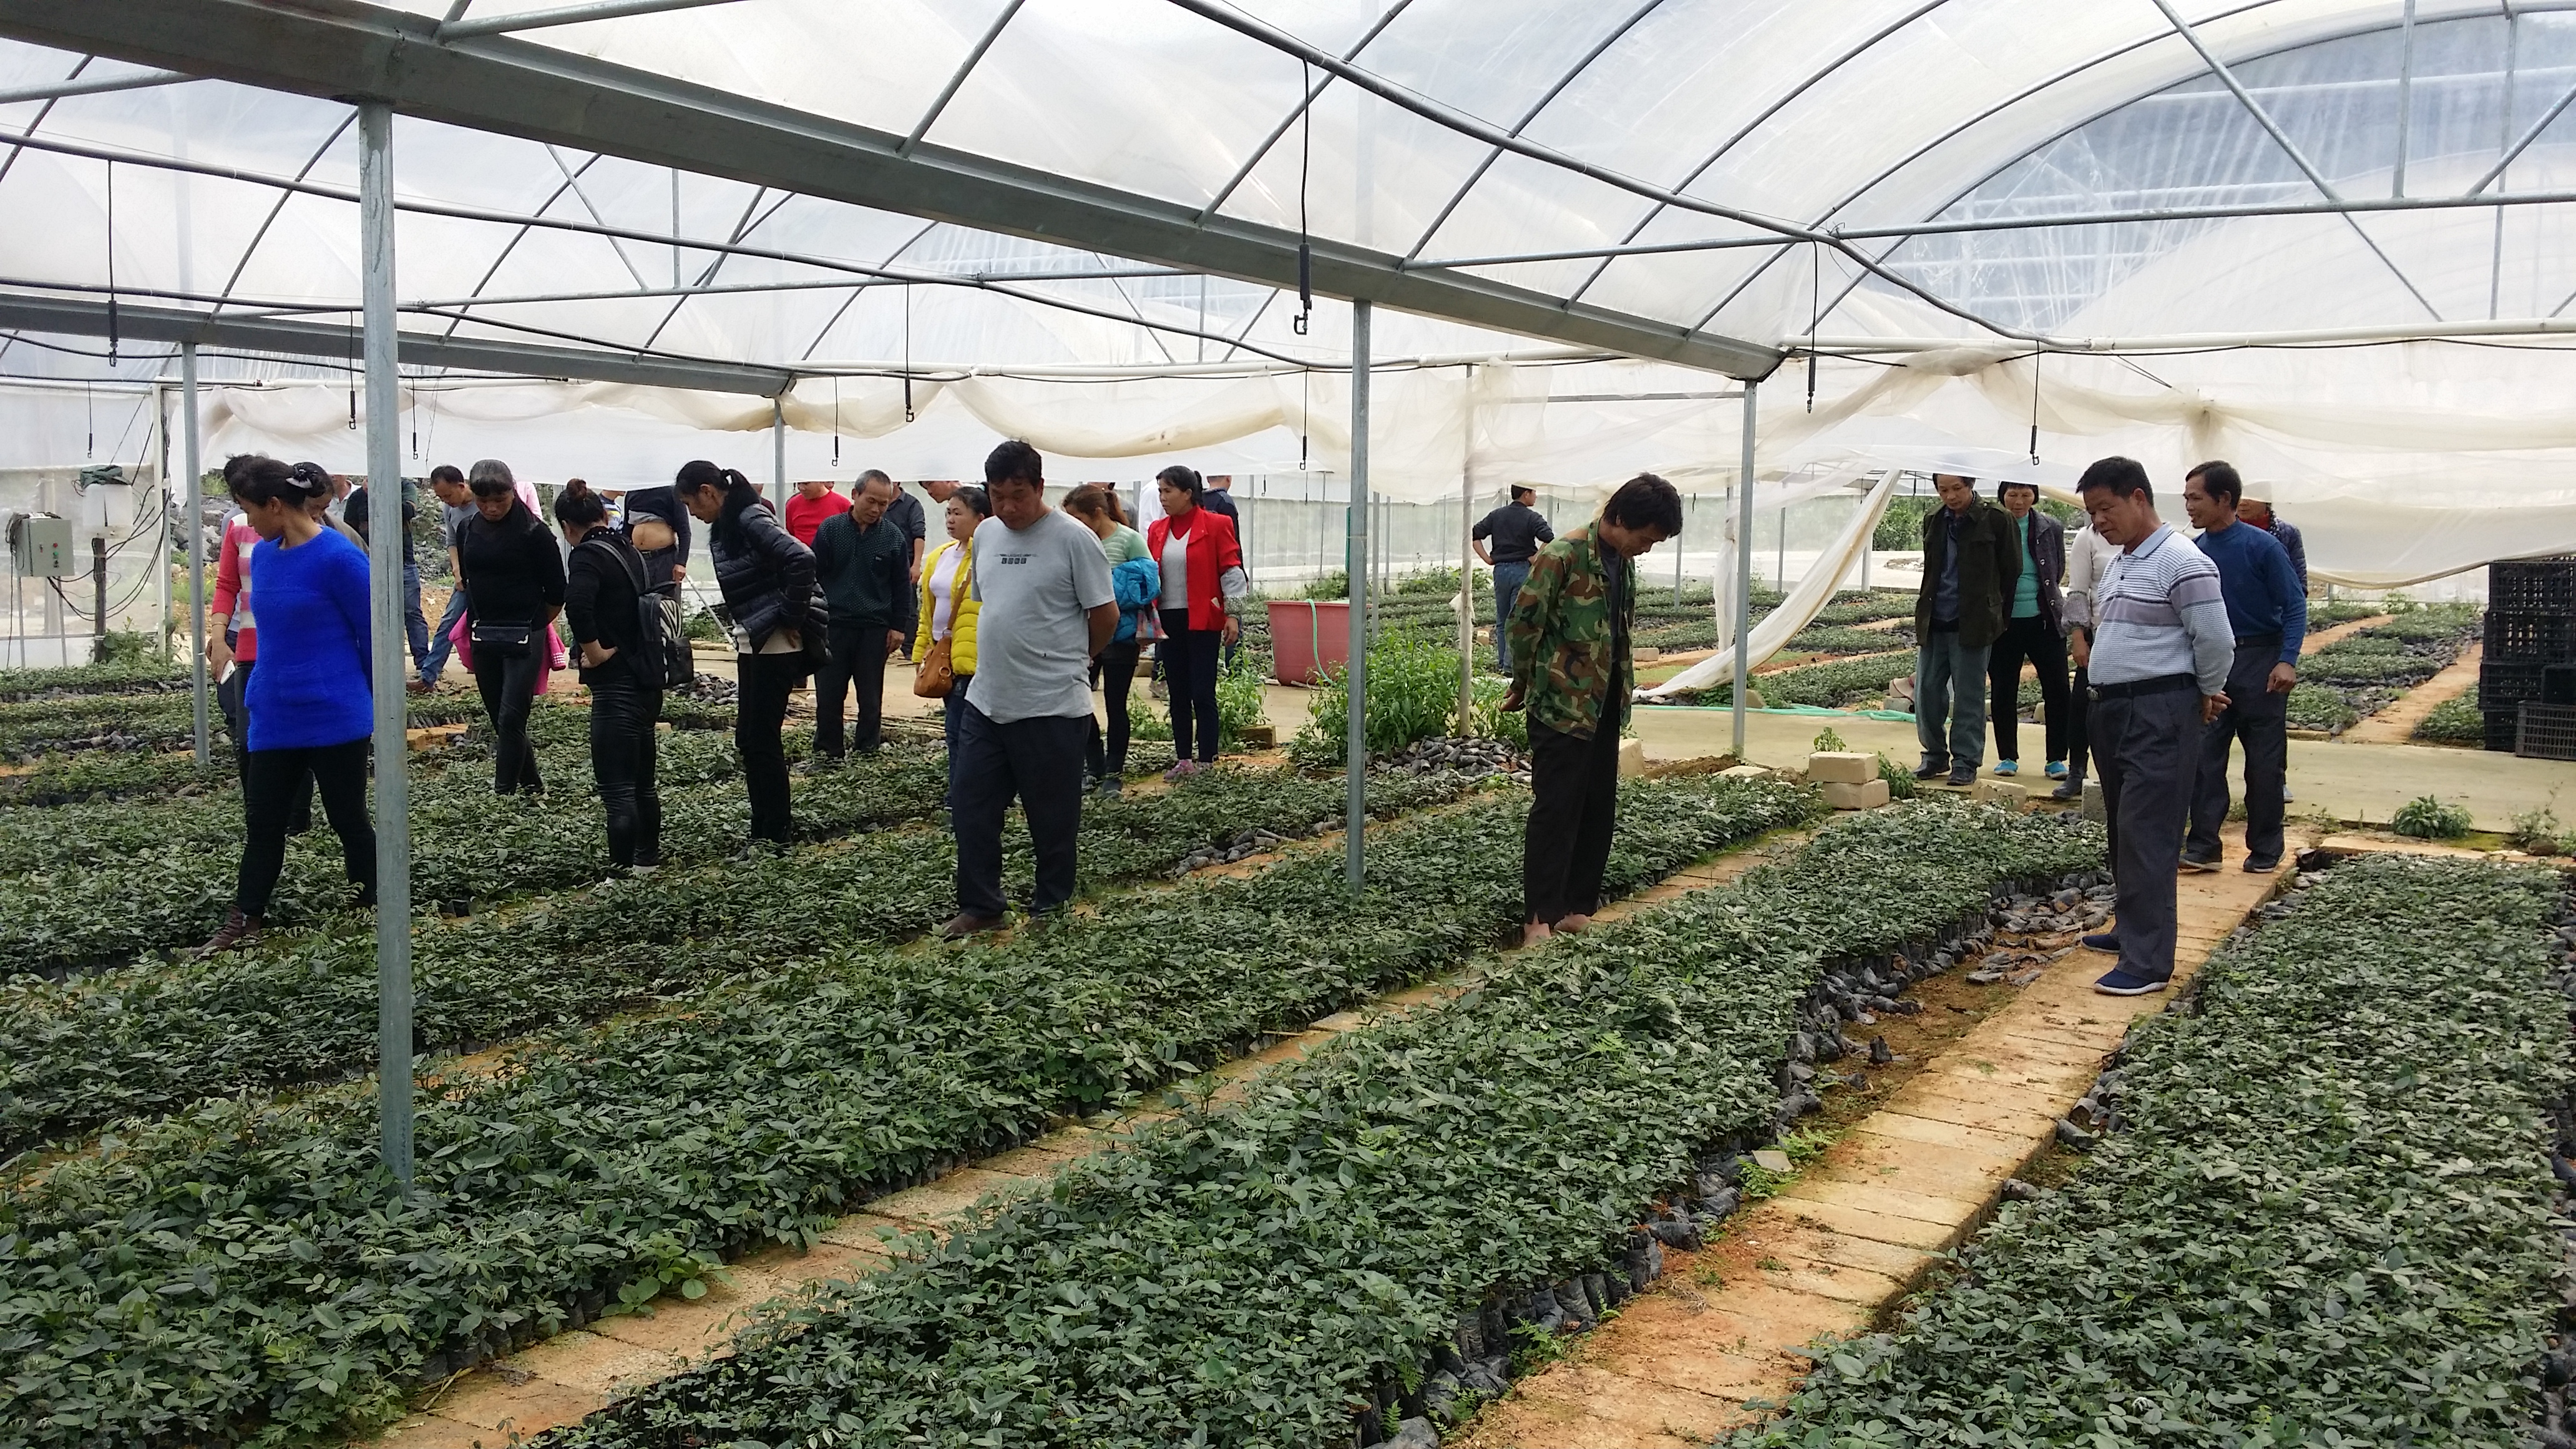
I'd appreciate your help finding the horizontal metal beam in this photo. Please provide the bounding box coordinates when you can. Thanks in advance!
[0,0,1782,378]
[437,0,747,41]
[0,293,794,393]
[1802,315,2576,352]
[1418,183,2576,269]
[0,66,195,105]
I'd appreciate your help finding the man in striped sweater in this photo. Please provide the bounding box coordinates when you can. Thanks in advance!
[2072,457,2235,996]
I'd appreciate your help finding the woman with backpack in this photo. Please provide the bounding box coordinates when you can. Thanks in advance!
[556,480,664,872]
[673,459,822,847]
[1062,484,1156,794]
[456,459,565,796]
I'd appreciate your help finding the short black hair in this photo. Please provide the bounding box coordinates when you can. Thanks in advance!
[2185,459,2242,506]
[429,464,464,486]
[1994,479,2038,501]
[1933,472,1978,487]
[985,439,1043,488]
[1603,472,1682,536]
[1510,484,1536,503]
[856,468,893,489]
[2076,456,2152,500]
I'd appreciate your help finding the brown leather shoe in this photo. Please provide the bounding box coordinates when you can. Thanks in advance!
[198,907,264,957]
[935,912,1005,939]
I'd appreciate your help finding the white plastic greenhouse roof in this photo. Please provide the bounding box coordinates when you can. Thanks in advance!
[4,0,2576,390]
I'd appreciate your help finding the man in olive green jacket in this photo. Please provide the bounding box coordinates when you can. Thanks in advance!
[1504,472,1682,945]
[1911,473,2021,786]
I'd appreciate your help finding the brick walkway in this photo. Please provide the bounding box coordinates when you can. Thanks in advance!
[1455,823,2306,1449]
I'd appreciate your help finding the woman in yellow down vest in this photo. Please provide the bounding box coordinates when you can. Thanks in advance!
[915,484,990,803]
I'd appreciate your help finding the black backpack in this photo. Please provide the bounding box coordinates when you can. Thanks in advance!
[579,534,692,690]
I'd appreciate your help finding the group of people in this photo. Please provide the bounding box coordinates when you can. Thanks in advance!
[192,437,1258,952]
[1906,459,2307,997]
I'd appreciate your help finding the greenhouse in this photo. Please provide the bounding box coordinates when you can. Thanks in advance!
[4,2,2576,1447]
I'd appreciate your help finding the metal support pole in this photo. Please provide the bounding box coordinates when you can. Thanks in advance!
[1345,300,1371,890]
[772,398,786,494]
[359,101,414,1189]
[182,344,208,767]
[1456,461,1473,728]
[154,384,170,660]
[1732,380,1757,761]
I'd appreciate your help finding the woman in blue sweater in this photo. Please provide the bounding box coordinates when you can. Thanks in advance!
[200,456,379,955]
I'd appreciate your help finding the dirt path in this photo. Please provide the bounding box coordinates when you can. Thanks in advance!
[2341,639,2482,744]
[1453,822,2310,1448]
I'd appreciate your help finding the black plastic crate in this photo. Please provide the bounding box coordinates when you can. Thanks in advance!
[2484,609,2576,662]
[2481,656,2551,710]
[2486,711,2522,751]
[2520,703,2576,761]
[2492,557,2576,613]
[2555,663,2576,706]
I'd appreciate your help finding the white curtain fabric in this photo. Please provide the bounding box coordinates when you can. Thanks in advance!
[1644,470,1901,700]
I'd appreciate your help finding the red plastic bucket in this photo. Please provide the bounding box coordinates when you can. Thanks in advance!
[1267,598,1352,684]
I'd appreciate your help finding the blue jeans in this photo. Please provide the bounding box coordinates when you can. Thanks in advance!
[421,582,468,685]
[1492,561,1530,670]
[402,563,430,673]
[1914,630,1991,771]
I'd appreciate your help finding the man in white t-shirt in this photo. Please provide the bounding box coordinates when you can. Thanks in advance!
[942,439,1117,937]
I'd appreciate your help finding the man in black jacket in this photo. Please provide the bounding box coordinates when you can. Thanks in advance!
[809,473,913,761]
[1911,474,2021,786]
[1985,480,2072,781]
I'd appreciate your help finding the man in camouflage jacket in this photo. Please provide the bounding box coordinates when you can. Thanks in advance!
[1504,472,1684,945]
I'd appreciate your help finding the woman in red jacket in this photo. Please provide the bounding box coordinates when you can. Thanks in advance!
[1144,466,1244,779]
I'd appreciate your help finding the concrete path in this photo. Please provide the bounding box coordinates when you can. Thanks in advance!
[1455,824,2306,1449]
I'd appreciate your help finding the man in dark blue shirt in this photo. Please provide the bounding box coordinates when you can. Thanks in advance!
[1473,485,1554,669]
[2180,461,2306,875]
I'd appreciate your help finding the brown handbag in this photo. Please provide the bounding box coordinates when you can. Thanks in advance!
[914,637,954,698]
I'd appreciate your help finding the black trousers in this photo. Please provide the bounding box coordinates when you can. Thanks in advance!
[736,652,801,844]
[218,657,312,831]
[1086,637,1143,779]
[2187,639,2288,867]
[1158,610,1224,764]
[952,703,1088,919]
[590,673,663,869]
[812,623,889,758]
[1524,717,1622,925]
[235,738,374,917]
[1988,613,2071,764]
[471,645,546,794]
[2092,685,2202,985]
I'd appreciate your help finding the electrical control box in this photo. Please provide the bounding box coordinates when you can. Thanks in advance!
[9,514,72,577]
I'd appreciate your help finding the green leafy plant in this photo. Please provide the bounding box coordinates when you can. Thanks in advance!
[1290,633,1483,765]
[2390,793,2474,838]
[2414,691,2486,746]
[1875,752,1918,800]
[524,802,2103,1449]
[1733,855,2569,1448]
[1301,568,1349,600]
[2508,801,2572,856]
[1812,725,1848,753]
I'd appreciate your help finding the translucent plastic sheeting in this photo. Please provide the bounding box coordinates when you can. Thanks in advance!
[1642,470,1901,700]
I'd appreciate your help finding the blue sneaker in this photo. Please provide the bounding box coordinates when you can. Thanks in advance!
[1993,760,2019,777]
[2092,968,2167,997]
[2044,761,2067,780]
[2081,932,2120,952]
